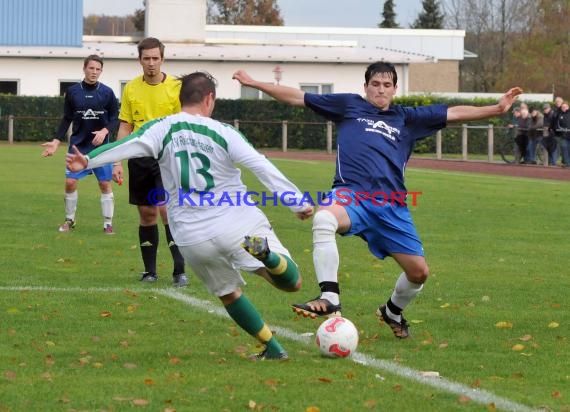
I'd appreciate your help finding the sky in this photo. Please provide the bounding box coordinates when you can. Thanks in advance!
[83,0,423,29]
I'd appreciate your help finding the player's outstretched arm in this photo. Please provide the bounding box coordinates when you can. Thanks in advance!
[232,70,306,107]
[65,145,88,172]
[447,87,523,123]
[41,139,61,157]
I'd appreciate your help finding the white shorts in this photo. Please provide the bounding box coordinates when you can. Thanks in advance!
[178,208,291,297]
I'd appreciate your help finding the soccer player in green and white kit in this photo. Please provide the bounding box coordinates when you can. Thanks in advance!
[66,71,313,360]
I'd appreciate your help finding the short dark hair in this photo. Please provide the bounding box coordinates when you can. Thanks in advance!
[179,71,218,106]
[137,37,165,59]
[365,62,398,86]
[83,54,103,68]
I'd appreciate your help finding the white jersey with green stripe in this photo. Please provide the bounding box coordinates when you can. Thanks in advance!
[86,112,307,245]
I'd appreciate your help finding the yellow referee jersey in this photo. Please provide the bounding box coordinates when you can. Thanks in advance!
[119,74,181,131]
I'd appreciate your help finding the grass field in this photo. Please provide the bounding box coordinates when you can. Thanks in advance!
[1,143,568,412]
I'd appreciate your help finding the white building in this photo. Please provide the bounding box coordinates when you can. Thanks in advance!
[0,0,468,99]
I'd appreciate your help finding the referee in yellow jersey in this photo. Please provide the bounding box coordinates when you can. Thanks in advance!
[113,37,188,287]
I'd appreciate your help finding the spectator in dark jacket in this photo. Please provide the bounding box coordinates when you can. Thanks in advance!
[526,107,544,164]
[552,101,570,167]
[541,103,557,165]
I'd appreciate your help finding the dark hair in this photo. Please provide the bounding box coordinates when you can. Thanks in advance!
[365,62,398,86]
[137,37,165,59]
[179,71,218,106]
[83,54,103,68]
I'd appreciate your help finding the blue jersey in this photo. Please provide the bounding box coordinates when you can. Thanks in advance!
[304,93,447,194]
[55,81,119,154]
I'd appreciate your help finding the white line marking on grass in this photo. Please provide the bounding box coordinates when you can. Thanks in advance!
[159,289,536,412]
[1,286,536,412]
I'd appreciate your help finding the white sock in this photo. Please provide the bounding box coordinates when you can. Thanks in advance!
[64,191,78,221]
[312,210,340,304]
[390,272,424,312]
[101,192,114,226]
[320,292,339,305]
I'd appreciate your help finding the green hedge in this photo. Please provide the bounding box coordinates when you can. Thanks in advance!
[0,94,544,154]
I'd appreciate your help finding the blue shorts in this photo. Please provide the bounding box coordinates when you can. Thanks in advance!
[65,164,113,182]
[327,188,424,259]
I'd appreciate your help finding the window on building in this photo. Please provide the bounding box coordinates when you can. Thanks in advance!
[59,81,79,96]
[240,84,273,100]
[300,84,333,94]
[0,80,18,95]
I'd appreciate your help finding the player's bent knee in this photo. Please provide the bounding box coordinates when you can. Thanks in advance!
[407,265,429,284]
[313,210,339,243]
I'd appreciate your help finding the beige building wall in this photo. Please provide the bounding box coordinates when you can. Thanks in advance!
[408,60,459,93]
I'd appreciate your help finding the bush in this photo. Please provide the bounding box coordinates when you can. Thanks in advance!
[0,94,545,152]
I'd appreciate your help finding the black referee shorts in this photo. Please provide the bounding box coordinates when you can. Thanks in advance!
[128,157,164,206]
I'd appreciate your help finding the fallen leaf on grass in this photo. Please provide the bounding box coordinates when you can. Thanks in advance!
[169,357,181,365]
[548,322,559,329]
[144,378,155,385]
[439,303,450,309]
[248,400,256,409]
[551,391,562,398]
[519,334,533,342]
[305,407,320,412]
[487,402,497,411]
[132,399,149,406]
[123,289,139,297]
[511,344,525,351]
[265,379,279,391]
[495,321,513,329]
[59,393,71,404]
[3,370,17,380]
[78,357,90,365]
[100,311,112,318]
[458,395,471,404]
[318,377,332,383]
[420,371,440,378]
[40,372,53,381]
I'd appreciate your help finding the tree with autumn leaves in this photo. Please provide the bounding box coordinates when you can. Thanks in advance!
[445,0,569,96]
[207,0,283,25]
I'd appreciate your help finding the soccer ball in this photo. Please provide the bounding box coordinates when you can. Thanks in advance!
[315,316,359,358]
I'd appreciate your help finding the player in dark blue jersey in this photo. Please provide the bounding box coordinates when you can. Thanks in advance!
[233,63,522,338]
[42,54,119,234]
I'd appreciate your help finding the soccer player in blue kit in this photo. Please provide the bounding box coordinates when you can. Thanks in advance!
[233,62,522,338]
[42,54,119,234]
